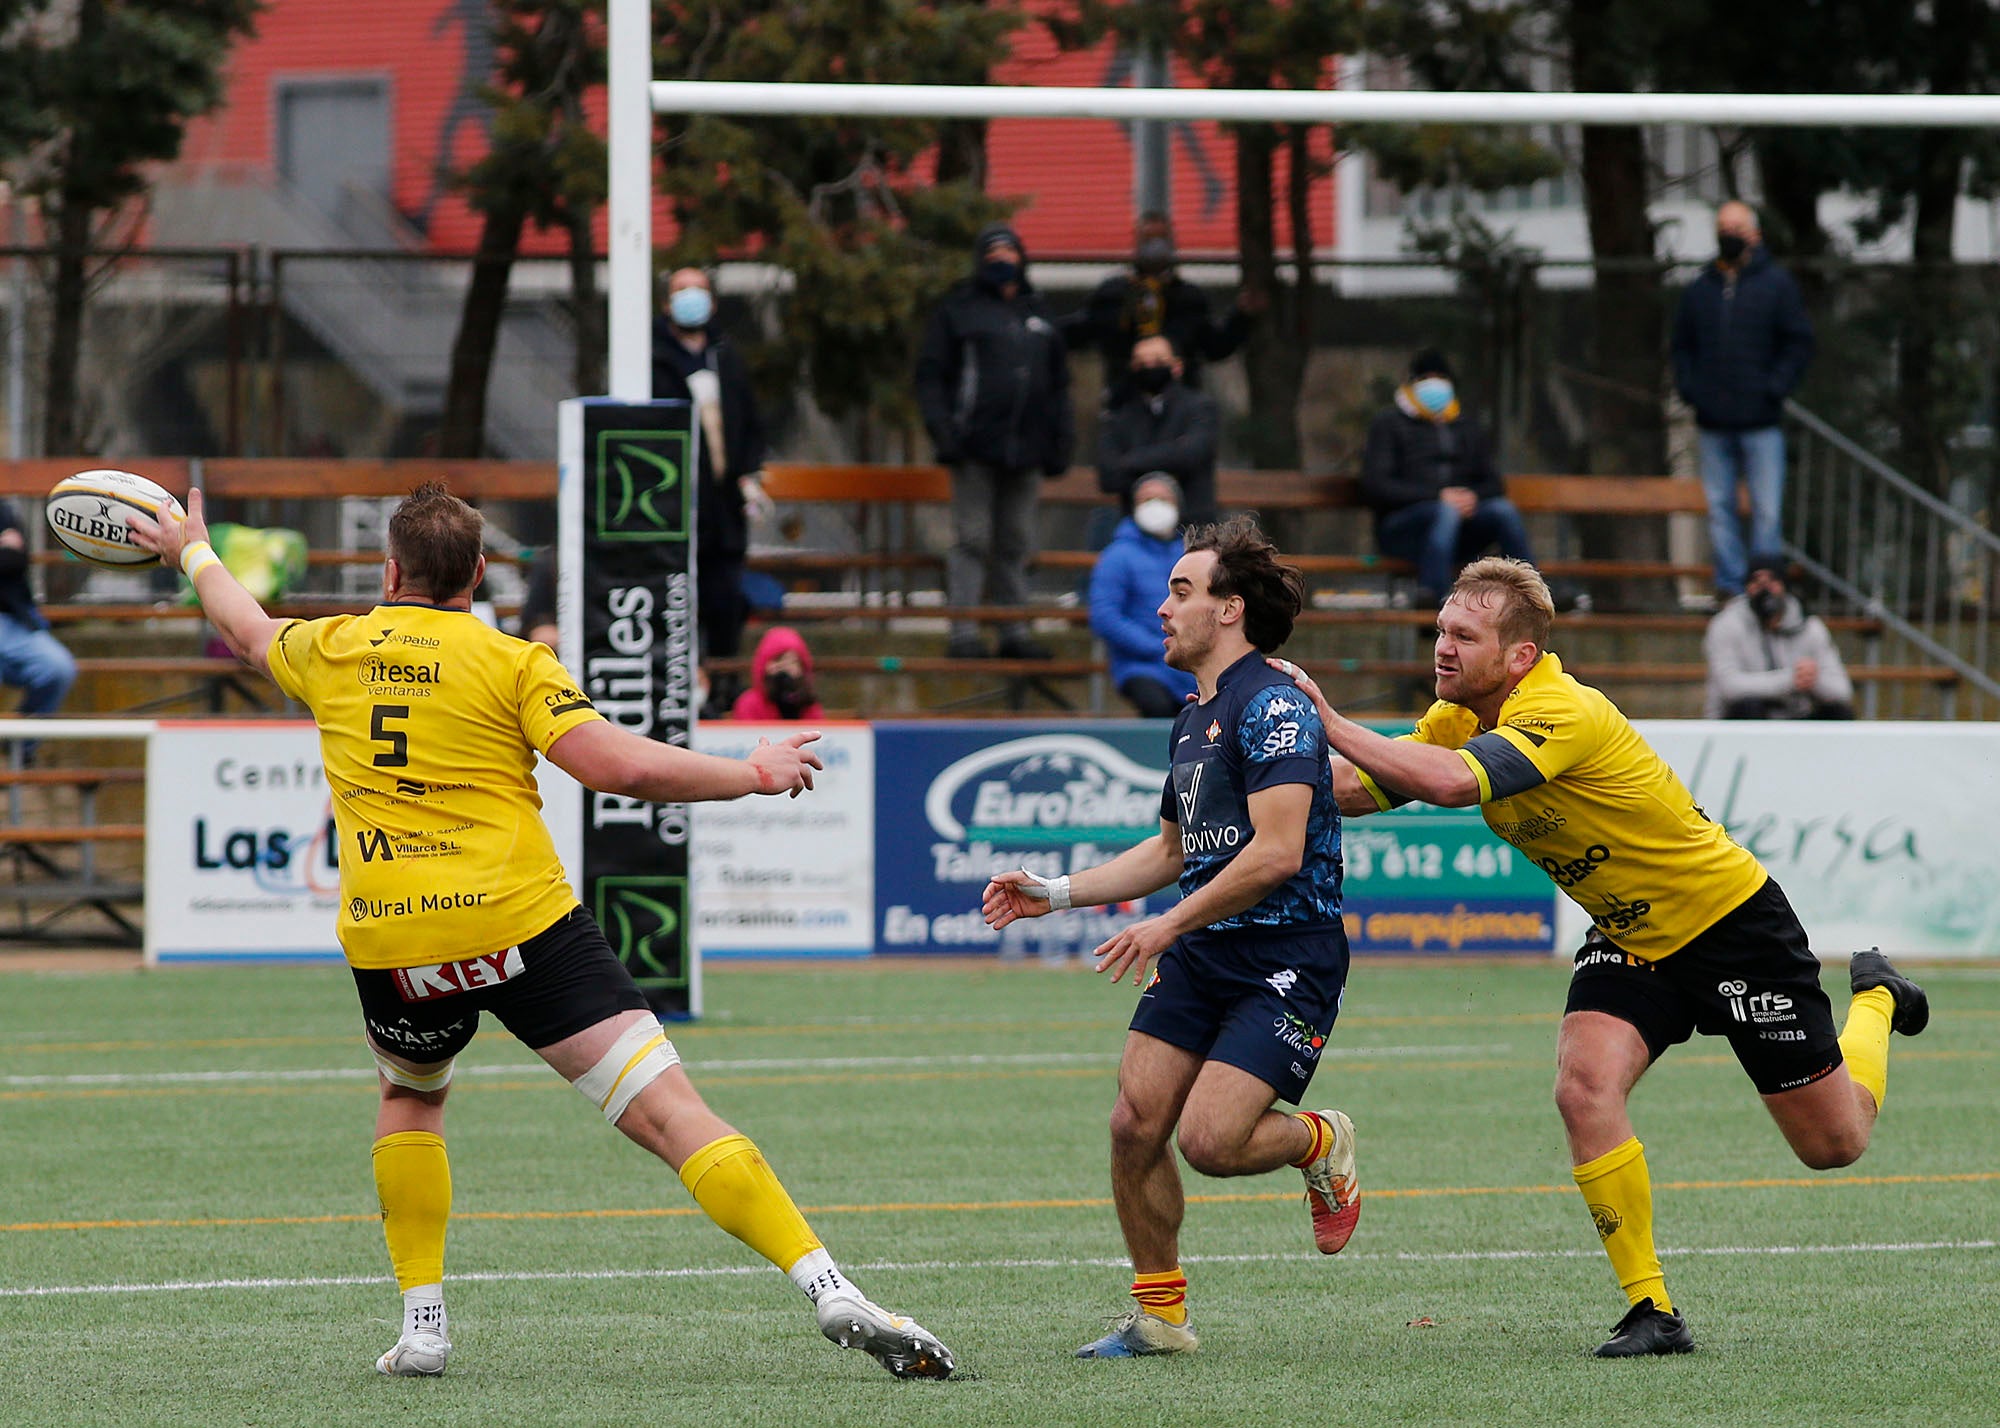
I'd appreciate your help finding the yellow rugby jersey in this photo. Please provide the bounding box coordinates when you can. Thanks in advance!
[1356,652,1765,959]
[264,604,604,969]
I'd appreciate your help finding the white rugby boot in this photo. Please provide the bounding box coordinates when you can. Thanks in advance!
[375,1327,452,1377]
[815,1294,955,1379]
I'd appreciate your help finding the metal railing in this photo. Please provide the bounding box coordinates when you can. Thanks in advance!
[1784,401,2000,720]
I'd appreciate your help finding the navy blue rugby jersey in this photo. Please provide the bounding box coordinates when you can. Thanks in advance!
[1158,650,1342,930]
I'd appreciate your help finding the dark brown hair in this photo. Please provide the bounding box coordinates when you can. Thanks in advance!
[1183,514,1305,653]
[387,482,484,600]
[1451,556,1554,651]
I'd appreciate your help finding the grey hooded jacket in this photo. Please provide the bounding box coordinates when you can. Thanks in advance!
[1703,593,1853,718]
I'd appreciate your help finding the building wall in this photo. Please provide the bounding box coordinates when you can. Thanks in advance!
[173,0,1336,262]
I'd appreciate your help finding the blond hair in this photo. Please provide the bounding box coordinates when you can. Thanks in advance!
[1450,556,1554,651]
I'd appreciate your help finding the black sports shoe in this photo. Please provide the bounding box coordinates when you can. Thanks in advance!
[1849,949,1930,1036]
[1594,1297,1694,1358]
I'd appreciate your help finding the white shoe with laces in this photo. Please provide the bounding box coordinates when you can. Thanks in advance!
[815,1294,955,1379]
[375,1328,451,1377]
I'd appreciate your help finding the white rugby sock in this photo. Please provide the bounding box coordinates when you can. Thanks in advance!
[402,1283,447,1338]
[787,1248,855,1304]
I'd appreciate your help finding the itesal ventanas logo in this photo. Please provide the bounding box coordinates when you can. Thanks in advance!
[596,430,691,540]
[924,735,1168,846]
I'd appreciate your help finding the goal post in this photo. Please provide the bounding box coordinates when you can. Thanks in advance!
[607,0,2000,398]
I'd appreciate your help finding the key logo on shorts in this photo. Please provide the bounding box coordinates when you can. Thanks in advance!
[1273,1009,1326,1059]
[393,947,526,1002]
[1266,968,1299,997]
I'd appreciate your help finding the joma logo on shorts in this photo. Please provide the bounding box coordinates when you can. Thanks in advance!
[392,947,525,1001]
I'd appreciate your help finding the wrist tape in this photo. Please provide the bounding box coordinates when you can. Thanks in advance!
[180,541,221,579]
[1019,870,1073,910]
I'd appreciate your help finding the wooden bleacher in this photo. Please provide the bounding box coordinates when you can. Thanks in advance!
[1,457,1963,720]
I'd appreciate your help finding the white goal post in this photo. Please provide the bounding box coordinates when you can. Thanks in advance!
[605,0,2000,399]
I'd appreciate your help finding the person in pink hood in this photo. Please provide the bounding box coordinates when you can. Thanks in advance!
[731,626,825,721]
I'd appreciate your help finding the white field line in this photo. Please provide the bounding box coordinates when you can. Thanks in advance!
[0,1044,1506,1088]
[5,1240,1993,1299]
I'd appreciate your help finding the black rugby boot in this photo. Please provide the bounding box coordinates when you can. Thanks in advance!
[1593,1298,1695,1358]
[1849,949,1930,1036]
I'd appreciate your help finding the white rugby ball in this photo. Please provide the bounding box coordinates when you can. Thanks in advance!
[45,468,185,567]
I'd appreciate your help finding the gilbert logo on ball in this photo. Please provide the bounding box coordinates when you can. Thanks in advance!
[45,468,185,567]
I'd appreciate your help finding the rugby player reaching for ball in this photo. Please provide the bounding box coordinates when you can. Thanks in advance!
[128,484,955,1381]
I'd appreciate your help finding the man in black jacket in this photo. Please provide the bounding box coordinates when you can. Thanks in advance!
[916,224,1074,659]
[1062,213,1257,407]
[653,268,772,675]
[1671,202,1815,599]
[1360,351,1534,601]
[0,499,77,761]
[1097,336,1220,528]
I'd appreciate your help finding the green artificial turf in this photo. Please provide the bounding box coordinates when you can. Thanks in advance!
[1,957,1995,1427]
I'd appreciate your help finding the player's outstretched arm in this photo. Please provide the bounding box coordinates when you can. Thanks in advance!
[1268,656,1480,808]
[547,720,822,803]
[981,821,1183,930]
[126,489,284,678]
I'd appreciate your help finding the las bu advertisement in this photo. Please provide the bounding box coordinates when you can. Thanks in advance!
[870,721,1551,956]
[145,722,343,961]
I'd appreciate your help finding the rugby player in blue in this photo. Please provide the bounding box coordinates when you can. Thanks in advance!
[982,516,1359,1360]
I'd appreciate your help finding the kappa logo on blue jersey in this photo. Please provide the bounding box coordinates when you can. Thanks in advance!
[1266,968,1298,996]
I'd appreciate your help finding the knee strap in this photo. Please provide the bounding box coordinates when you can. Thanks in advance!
[574,1018,681,1124]
[373,1050,455,1093]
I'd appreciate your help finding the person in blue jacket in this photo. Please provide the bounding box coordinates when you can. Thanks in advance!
[1091,474,1199,717]
[1671,202,1816,599]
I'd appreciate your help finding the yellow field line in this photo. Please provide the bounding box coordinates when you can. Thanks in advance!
[9,1168,1996,1236]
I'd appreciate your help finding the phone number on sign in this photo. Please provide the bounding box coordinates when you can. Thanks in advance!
[1345,837,1514,882]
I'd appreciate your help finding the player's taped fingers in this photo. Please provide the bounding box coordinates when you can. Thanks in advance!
[373,1047,455,1093]
[572,1015,683,1125]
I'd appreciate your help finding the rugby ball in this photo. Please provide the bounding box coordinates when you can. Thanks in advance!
[45,468,185,567]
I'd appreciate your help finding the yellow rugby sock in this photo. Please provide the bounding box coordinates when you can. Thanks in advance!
[679,1133,823,1272]
[372,1131,451,1292]
[1838,986,1895,1111]
[1131,1268,1189,1325]
[1572,1137,1670,1314]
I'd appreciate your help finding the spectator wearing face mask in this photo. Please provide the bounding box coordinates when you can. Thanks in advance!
[915,223,1075,661]
[1704,555,1852,719]
[653,267,774,687]
[1089,474,1199,718]
[1672,202,1815,600]
[1062,212,1259,408]
[1360,350,1536,604]
[1096,335,1220,528]
[731,626,825,722]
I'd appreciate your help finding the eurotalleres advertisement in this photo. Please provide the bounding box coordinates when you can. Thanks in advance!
[869,720,1557,957]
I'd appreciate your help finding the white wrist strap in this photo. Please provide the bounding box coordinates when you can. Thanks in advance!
[1018,870,1072,911]
[181,540,221,579]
